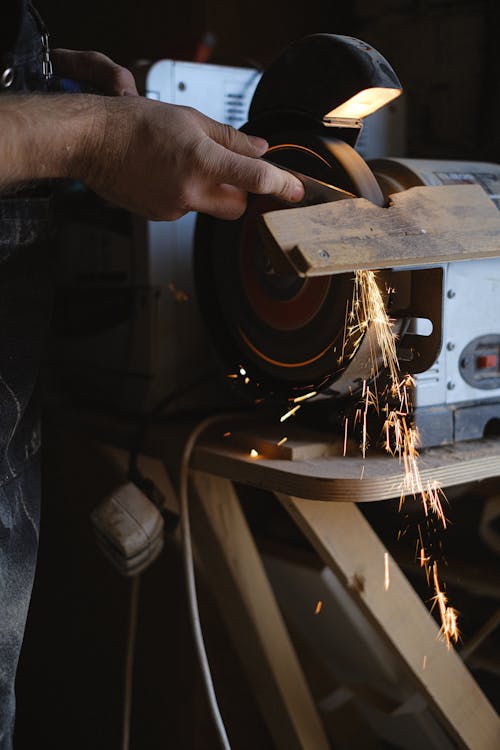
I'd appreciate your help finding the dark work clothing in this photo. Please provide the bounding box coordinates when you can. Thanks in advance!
[0,1,50,95]
[0,459,41,747]
[0,4,54,748]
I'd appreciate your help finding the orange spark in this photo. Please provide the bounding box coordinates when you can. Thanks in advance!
[335,269,458,638]
[280,404,301,423]
[343,417,349,457]
[431,562,460,648]
[167,282,189,302]
[293,390,317,403]
[384,552,390,591]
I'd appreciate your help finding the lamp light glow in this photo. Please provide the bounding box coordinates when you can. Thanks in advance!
[325,87,401,120]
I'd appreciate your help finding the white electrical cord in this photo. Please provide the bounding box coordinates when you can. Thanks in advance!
[120,413,242,750]
[122,574,141,750]
[179,414,245,750]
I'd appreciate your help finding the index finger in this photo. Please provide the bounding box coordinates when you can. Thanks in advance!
[207,143,305,203]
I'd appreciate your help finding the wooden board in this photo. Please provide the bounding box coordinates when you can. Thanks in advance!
[190,472,330,750]
[228,425,342,461]
[260,184,500,276]
[192,433,500,502]
[56,405,500,503]
[276,494,500,750]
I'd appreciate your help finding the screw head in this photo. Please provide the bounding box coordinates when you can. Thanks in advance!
[447,289,456,299]
[318,249,330,259]
[447,380,456,390]
[446,342,455,351]
[178,81,186,91]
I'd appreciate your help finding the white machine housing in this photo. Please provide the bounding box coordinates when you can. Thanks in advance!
[379,159,500,443]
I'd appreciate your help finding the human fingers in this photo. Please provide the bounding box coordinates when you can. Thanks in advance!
[193,183,248,220]
[200,113,269,158]
[52,49,138,96]
[202,141,305,203]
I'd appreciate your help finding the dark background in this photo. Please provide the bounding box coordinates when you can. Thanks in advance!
[39,0,500,162]
[14,1,500,748]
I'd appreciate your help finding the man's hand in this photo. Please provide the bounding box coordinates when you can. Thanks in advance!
[0,89,304,218]
[80,97,304,220]
[48,51,302,219]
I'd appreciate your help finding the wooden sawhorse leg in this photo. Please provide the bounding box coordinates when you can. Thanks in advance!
[190,471,331,750]
[189,469,500,750]
[277,493,500,750]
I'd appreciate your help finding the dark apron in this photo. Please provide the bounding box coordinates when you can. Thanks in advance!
[0,4,55,747]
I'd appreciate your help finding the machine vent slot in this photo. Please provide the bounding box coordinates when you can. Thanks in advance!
[414,366,440,384]
[224,90,249,127]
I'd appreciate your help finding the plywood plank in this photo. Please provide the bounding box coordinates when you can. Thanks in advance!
[59,404,500,502]
[276,494,500,750]
[229,425,342,461]
[189,472,330,750]
[261,184,500,276]
[192,434,500,503]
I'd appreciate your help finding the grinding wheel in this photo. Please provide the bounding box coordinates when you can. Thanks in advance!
[194,135,390,401]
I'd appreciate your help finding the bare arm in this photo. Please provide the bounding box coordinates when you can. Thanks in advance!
[0,93,100,189]
[0,91,304,220]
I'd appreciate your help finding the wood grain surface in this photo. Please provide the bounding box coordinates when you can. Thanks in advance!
[192,434,500,502]
[261,184,500,276]
[190,473,331,750]
[277,494,500,750]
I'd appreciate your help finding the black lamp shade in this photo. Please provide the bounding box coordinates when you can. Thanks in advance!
[249,34,402,125]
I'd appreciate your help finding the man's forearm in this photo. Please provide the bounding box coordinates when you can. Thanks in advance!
[0,90,303,219]
[0,94,105,190]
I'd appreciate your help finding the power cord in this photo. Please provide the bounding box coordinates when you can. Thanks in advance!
[118,373,219,749]
[128,371,218,483]
[119,371,242,750]
[122,575,141,750]
[179,413,246,750]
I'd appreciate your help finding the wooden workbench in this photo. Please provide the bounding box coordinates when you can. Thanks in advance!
[65,406,500,749]
[192,430,500,502]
